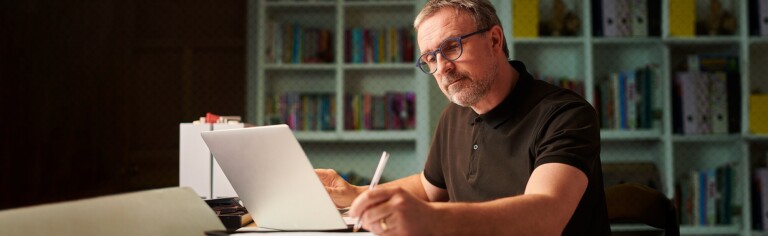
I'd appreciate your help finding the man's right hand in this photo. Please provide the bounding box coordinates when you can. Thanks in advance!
[315,169,365,208]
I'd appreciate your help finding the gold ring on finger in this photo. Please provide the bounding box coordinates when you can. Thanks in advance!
[379,218,389,231]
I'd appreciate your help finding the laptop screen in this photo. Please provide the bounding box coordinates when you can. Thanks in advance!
[201,124,348,230]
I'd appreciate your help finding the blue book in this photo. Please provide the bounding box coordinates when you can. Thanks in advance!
[292,24,302,64]
[618,72,627,129]
[354,28,364,63]
[642,66,654,129]
[371,29,379,63]
[699,171,707,225]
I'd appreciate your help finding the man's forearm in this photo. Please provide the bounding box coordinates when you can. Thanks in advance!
[431,163,586,235]
[431,194,572,235]
[380,174,430,201]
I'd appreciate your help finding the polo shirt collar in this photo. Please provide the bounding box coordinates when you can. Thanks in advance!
[470,60,533,128]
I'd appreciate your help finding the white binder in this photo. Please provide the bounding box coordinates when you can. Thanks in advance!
[708,72,729,134]
[677,72,710,135]
[179,122,243,199]
[602,0,620,36]
[615,0,632,36]
[631,0,648,36]
[179,123,213,198]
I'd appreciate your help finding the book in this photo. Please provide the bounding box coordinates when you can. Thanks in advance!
[716,165,732,224]
[677,72,710,135]
[705,169,717,225]
[631,0,648,36]
[751,94,768,134]
[635,66,653,129]
[513,0,539,37]
[691,170,701,225]
[761,0,768,35]
[708,72,729,134]
[616,0,633,36]
[692,54,741,134]
[593,0,604,36]
[625,71,638,129]
[618,72,627,129]
[669,0,696,36]
[602,0,620,36]
[647,0,662,36]
[598,78,612,128]
[756,168,768,229]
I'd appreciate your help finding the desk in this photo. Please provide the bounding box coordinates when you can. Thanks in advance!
[0,187,226,236]
[230,232,372,235]
[235,222,373,235]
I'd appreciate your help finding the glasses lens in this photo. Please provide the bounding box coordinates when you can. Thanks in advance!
[440,39,462,61]
[418,53,436,74]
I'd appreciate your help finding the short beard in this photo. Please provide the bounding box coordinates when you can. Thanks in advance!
[441,63,498,107]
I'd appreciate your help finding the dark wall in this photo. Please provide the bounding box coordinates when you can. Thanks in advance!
[0,0,246,210]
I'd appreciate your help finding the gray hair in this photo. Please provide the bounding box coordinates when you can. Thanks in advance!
[414,0,509,58]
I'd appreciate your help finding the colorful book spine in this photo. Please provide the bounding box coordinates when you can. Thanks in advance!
[595,65,659,130]
[678,164,734,226]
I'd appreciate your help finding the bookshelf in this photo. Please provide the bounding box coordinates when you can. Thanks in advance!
[497,0,767,235]
[247,0,431,180]
[245,0,768,234]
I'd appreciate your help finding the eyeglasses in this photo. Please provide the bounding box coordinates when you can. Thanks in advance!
[416,28,490,74]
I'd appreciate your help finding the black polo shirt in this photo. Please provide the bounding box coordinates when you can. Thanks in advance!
[423,61,610,235]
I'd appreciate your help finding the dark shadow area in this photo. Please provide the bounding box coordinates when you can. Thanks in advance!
[1,0,246,210]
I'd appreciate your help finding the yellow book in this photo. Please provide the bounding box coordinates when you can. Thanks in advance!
[513,0,538,38]
[669,0,696,36]
[751,95,768,134]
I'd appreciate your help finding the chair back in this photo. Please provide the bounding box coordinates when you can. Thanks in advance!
[605,183,679,236]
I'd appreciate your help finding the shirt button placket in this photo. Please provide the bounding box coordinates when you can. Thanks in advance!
[468,116,482,180]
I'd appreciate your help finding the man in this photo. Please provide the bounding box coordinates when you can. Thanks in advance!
[317,0,610,235]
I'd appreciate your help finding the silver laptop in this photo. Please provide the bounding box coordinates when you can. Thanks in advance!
[200,124,349,231]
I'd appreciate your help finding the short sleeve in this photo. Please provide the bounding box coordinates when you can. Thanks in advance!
[423,109,449,189]
[533,101,601,176]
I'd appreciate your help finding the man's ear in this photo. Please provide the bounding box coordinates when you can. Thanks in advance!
[489,25,504,54]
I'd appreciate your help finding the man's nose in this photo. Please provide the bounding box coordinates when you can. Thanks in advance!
[434,54,454,74]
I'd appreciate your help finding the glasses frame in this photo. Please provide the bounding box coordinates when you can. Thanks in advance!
[416,27,490,74]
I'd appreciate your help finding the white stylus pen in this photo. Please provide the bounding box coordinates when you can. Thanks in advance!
[352,151,389,232]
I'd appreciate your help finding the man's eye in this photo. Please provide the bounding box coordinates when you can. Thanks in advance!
[427,55,436,63]
[443,43,459,52]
